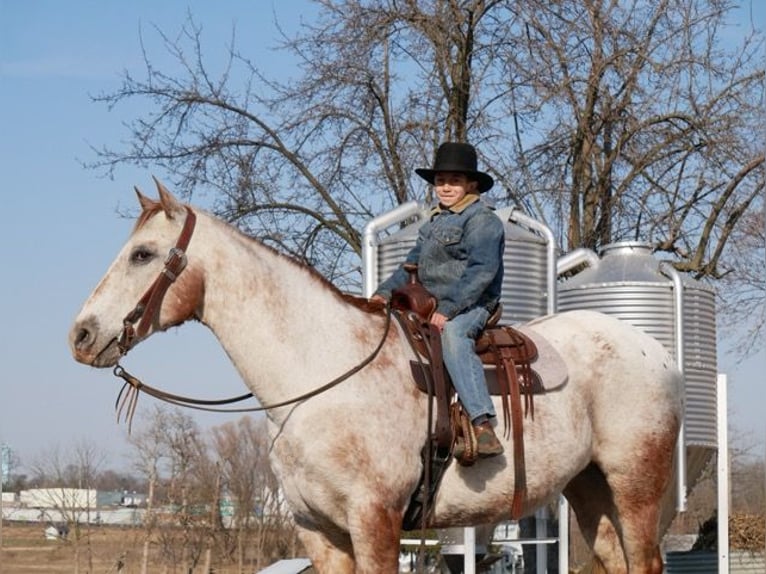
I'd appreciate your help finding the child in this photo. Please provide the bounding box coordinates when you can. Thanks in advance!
[372,142,505,457]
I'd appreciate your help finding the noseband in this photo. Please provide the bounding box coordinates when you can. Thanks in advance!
[117,206,197,354]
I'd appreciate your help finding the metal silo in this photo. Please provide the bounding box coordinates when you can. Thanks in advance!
[364,204,552,324]
[557,241,717,523]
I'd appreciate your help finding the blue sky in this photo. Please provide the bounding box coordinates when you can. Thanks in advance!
[1,1,764,476]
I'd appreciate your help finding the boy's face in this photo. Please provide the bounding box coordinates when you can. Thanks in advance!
[433,171,478,208]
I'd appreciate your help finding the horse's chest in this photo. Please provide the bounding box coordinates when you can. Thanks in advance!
[269,416,422,520]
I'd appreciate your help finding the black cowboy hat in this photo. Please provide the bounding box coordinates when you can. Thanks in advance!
[415,142,494,193]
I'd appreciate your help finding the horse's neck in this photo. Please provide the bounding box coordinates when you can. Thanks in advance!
[195,219,390,407]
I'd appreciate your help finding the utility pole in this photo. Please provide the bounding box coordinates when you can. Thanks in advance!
[1,442,7,563]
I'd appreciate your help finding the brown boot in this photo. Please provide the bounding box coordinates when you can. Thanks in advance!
[474,422,504,457]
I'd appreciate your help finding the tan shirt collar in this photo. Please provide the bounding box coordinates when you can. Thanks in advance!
[431,193,480,216]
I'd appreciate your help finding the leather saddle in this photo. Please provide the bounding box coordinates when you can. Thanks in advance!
[391,264,541,410]
[408,305,541,396]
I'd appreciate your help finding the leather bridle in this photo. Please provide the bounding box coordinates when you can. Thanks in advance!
[117,206,197,355]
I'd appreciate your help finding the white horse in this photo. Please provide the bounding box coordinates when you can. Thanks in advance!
[70,181,683,573]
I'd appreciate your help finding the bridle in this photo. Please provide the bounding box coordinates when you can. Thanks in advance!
[105,204,393,430]
[117,206,197,355]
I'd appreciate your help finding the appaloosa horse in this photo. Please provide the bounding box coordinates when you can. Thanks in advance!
[70,180,682,573]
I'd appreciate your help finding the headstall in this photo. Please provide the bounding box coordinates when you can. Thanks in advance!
[117,206,197,354]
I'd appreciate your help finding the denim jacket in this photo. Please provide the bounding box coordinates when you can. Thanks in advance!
[376,199,505,318]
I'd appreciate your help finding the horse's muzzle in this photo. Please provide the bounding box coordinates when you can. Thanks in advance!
[69,316,120,367]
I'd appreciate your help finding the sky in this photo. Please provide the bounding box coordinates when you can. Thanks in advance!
[1,1,764,478]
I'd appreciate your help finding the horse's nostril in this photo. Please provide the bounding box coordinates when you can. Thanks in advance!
[75,327,91,349]
[71,316,99,352]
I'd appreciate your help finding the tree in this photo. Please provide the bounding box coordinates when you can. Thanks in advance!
[89,0,764,352]
[92,468,144,493]
[128,405,172,574]
[1,445,25,492]
[212,416,298,572]
[717,206,765,356]
[28,440,106,574]
[129,408,299,571]
[494,0,765,357]
[128,406,214,574]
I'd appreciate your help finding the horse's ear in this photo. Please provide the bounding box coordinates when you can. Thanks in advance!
[134,187,157,213]
[152,176,185,219]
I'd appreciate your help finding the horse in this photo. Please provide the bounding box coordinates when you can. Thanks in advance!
[69,180,683,574]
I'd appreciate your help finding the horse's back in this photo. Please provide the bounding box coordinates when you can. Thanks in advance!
[427,309,683,528]
[529,309,683,462]
[529,309,681,388]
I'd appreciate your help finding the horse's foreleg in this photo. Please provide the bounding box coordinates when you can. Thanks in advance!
[348,504,404,574]
[295,523,355,574]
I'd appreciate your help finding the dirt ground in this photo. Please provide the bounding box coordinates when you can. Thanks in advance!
[0,522,250,574]
[0,522,154,574]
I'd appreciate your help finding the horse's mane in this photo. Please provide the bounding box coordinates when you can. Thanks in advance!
[135,202,385,315]
[206,211,388,315]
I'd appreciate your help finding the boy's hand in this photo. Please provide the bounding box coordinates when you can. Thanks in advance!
[430,312,447,331]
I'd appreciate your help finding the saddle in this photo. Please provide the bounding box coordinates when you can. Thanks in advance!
[391,265,538,528]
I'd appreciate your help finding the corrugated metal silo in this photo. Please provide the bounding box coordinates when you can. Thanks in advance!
[557,241,717,533]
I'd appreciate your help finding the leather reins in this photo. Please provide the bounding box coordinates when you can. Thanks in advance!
[106,205,393,430]
[113,305,392,430]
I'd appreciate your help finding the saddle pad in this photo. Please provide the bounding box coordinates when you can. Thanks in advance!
[481,326,568,395]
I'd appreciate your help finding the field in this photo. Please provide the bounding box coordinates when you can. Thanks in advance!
[1,523,143,573]
[0,522,272,574]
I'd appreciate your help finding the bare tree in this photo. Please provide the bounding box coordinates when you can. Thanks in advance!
[128,405,171,574]
[493,2,763,252]
[154,409,210,571]
[193,443,226,574]
[89,0,764,352]
[717,206,765,356]
[1,446,24,491]
[88,1,517,285]
[212,418,259,572]
[492,0,765,355]
[92,468,143,493]
[28,440,106,574]
[212,416,298,571]
[128,406,215,573]
[732,457,766,514]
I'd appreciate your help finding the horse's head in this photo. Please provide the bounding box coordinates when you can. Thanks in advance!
[69,179,204,367]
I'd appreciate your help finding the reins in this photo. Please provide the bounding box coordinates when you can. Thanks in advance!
[112,307,393,430]
[108,203,394,430]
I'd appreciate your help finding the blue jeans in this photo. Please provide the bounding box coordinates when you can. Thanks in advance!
[441,306,495,422]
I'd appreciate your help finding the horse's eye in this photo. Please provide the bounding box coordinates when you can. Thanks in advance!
[130,247,156,265]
